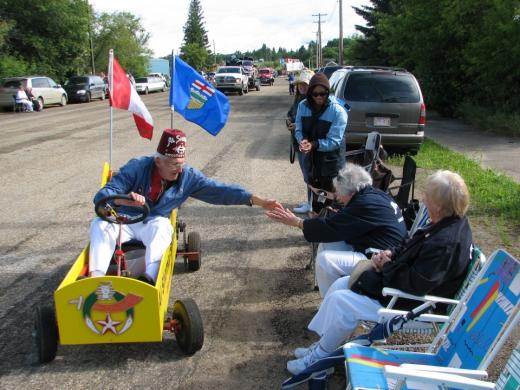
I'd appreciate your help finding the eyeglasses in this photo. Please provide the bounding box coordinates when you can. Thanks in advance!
[162,160,185,170]
[311,92,329,98]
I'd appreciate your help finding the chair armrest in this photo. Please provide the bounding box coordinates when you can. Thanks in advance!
[382,288,460,305]
[378,308,449,323]
[384,366,494,389]
[399,364,488,379]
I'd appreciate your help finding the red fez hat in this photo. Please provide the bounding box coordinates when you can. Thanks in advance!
[157,129,187,158]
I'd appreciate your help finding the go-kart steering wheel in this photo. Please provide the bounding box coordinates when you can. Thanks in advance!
[95,194,150,224]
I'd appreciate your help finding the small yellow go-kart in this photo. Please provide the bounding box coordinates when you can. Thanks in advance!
[34,163,203,363]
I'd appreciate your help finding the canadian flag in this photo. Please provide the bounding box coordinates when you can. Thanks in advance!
[108,54,154,139]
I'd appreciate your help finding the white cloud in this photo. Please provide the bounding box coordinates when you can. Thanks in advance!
[89,0,369,57]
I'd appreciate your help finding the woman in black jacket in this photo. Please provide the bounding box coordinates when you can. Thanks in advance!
[286,170,473,376]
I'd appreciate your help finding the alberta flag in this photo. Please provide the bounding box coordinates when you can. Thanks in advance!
[170,56,230,136]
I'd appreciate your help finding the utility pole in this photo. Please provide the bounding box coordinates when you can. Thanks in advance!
[86,0,95,74]
[315,32,319,69]
[313,13,327,68]
[213,40,216,65]
[339,0,344,65]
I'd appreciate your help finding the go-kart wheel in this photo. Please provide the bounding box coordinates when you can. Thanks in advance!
[172,298,204,355]
[187,232,201,271]
[95,194,150,224]
[34,306,58,363]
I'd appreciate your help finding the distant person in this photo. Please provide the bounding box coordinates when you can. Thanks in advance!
[288,73,295,95]
[15,83,33,112]
[127,73,135,87]
[24,87,41,112]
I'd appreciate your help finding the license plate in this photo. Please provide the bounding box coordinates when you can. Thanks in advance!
[374,117,391,127]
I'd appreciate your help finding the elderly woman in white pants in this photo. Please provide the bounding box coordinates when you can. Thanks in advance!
[287,170,473,375]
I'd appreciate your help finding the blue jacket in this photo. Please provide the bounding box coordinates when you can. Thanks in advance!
[94,156,252,221]
[295,95,348,178]
[302,186,407,253]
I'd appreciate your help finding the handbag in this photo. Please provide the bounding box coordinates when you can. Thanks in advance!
[347,259,374,289]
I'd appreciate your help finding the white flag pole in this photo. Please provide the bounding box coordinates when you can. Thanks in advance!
[170,49,175,129]
[108,49,114,168]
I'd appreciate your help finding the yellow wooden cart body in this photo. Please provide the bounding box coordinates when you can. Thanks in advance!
[54,163,178,345]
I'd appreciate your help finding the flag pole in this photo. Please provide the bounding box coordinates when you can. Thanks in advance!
[170,49,175,129]
[108,49,114,168]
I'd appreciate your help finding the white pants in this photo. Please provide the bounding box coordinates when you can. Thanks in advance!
[308,276,382,352]
[17,99,33,112]
[316,241,367,297]
[89,216,173,280]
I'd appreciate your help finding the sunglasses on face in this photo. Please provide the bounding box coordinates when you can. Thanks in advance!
[311,92,329,97]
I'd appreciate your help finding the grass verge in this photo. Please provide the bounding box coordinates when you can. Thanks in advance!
[388,138,520,254]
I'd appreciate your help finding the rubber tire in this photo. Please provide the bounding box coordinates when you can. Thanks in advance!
[244,84,249,94]
[60,94,67,106]
[34,306,58,363]
[238,85,244,96]
[86,92,91,103]
[187,232,202,271]
[38,97,44,111]
[172,298,204,355]
[162,84,166,92]
[255,84,260,91]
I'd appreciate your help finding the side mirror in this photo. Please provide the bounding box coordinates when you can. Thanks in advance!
[56,84,61,88]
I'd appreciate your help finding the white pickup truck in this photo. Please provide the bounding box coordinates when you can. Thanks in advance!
[214,66,249,95]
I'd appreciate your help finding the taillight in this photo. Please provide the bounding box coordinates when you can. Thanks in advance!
[419,103,426,125]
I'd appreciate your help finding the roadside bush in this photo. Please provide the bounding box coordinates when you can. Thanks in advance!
[457,102,520,138]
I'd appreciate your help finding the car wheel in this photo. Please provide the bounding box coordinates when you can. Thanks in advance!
[100,91,105,101]
[162,84,166,92]
[144,87,149,95]
[238,85,244,96]
[34,306,58,363]
[86,92,91,103]
[187,232,201,271]
[60,94,67,106]
[37,97,44,111]
[172,298,204,355]
[256,84,260,91]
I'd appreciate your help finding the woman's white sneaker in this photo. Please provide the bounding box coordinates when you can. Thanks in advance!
[293,342,318,359]
[293,202,311,213]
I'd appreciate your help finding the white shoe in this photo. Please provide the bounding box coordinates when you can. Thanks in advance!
[293,202,311,213]
[294,342,318,359]
[287,344,326,375]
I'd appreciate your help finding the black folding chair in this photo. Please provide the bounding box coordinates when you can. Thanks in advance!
[388,154,417,209]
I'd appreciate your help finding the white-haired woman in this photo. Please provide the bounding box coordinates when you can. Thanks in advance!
[284,170,473,375]
[267,163,407,296]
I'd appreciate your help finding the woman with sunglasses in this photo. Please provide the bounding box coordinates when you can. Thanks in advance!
[294,73,348,213]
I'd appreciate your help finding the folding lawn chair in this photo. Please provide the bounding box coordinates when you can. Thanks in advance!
[375,245,487,350]
[343,248,520,389]
[385,341,520,389]
[281,248,518,390]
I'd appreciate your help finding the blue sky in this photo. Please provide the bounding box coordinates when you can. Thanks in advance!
[90,0,370,57]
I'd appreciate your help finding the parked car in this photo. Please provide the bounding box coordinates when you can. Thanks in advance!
[214,66,249,95]
[148,72,169,87]
[205,72,216,85]
[331,66,426,153]
[258,68,275,85]
[0,76,67,110]
[134,76,166,94]
[318,65,344,79]
[63,75,106,103]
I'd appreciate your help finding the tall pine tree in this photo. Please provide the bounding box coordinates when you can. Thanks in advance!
[182,0,209,49]
[180,0,209,69]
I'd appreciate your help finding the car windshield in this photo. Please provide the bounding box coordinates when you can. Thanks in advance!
[343,73,420,103]
[242,61,253,67]
[135,78,148,83]
[259,69,270,74]
[217,67,240,74]
[66,77,89,85]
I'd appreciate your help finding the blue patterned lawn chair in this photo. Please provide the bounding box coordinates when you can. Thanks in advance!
[384,341,520,389]
[343,249,520,390]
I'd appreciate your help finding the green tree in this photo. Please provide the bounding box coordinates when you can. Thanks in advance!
[93,11,152,77]
[0,0,91,80]
[180,0,210,69]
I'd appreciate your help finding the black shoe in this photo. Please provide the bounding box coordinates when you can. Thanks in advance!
[138,274,155,286]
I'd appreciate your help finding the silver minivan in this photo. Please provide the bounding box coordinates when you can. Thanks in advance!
[331,66,426,153]
[0,76,68,110]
